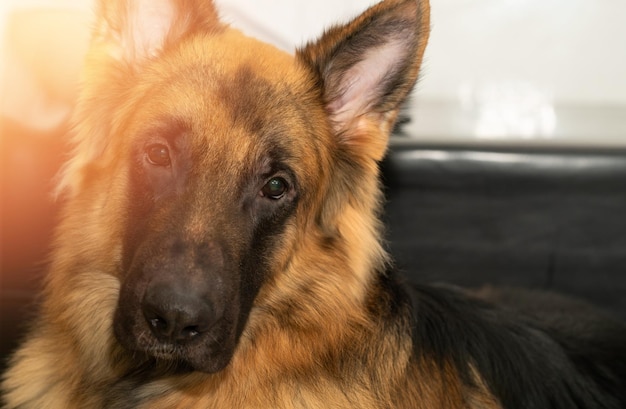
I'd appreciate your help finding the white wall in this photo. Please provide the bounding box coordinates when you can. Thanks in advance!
[421,0,626,106]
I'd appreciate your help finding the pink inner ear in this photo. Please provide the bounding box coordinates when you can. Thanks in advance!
[328,37,408,132]
[123,0,177,61]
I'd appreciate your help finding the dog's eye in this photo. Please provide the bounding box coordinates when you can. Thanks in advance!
[146,144,171,167]
[261,177,288,199]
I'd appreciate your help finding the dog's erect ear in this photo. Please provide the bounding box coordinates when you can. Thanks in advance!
[298,0,430,161]
[94,0,221,63]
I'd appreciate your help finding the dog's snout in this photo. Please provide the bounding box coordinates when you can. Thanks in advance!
[142,283,215,343]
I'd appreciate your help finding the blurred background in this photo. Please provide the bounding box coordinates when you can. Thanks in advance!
[1,0,625,367]
[3,0,625,142]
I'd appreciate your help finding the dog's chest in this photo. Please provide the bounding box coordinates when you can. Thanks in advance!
[120,375,376,409]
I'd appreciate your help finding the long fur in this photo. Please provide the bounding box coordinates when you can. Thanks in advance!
[2,1,625,408]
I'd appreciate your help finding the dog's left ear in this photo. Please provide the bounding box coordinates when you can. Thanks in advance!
[58,0,222,196]
[298,0,430,161]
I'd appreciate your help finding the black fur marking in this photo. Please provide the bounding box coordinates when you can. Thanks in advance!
[112,71,303,373]
[399,279,626,408]
[121,118,193,272]
[218,65,284,136]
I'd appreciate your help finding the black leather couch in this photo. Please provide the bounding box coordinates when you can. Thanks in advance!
[2,120,625,373]
[383,140,626,319]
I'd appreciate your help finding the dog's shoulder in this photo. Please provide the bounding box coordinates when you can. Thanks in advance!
[393,278,626,409]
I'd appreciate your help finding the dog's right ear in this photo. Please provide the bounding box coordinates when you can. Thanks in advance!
[93,0,222,64]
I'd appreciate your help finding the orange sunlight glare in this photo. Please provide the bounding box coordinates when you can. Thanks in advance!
[1,2,92,293]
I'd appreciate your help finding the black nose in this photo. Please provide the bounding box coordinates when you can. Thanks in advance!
[142,283,214,343]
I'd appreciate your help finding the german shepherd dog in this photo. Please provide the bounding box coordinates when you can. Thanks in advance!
[2,0,626,408]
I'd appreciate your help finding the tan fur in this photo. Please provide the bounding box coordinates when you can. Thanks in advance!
[0,1,502,408]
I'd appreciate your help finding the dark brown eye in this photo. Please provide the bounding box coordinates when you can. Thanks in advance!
[261,177,288,199]
[146,144,171,167]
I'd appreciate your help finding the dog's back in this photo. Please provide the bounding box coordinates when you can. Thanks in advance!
[403,283,626,408]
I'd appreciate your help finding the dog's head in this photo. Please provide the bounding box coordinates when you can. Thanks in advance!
[59,0,429,373]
